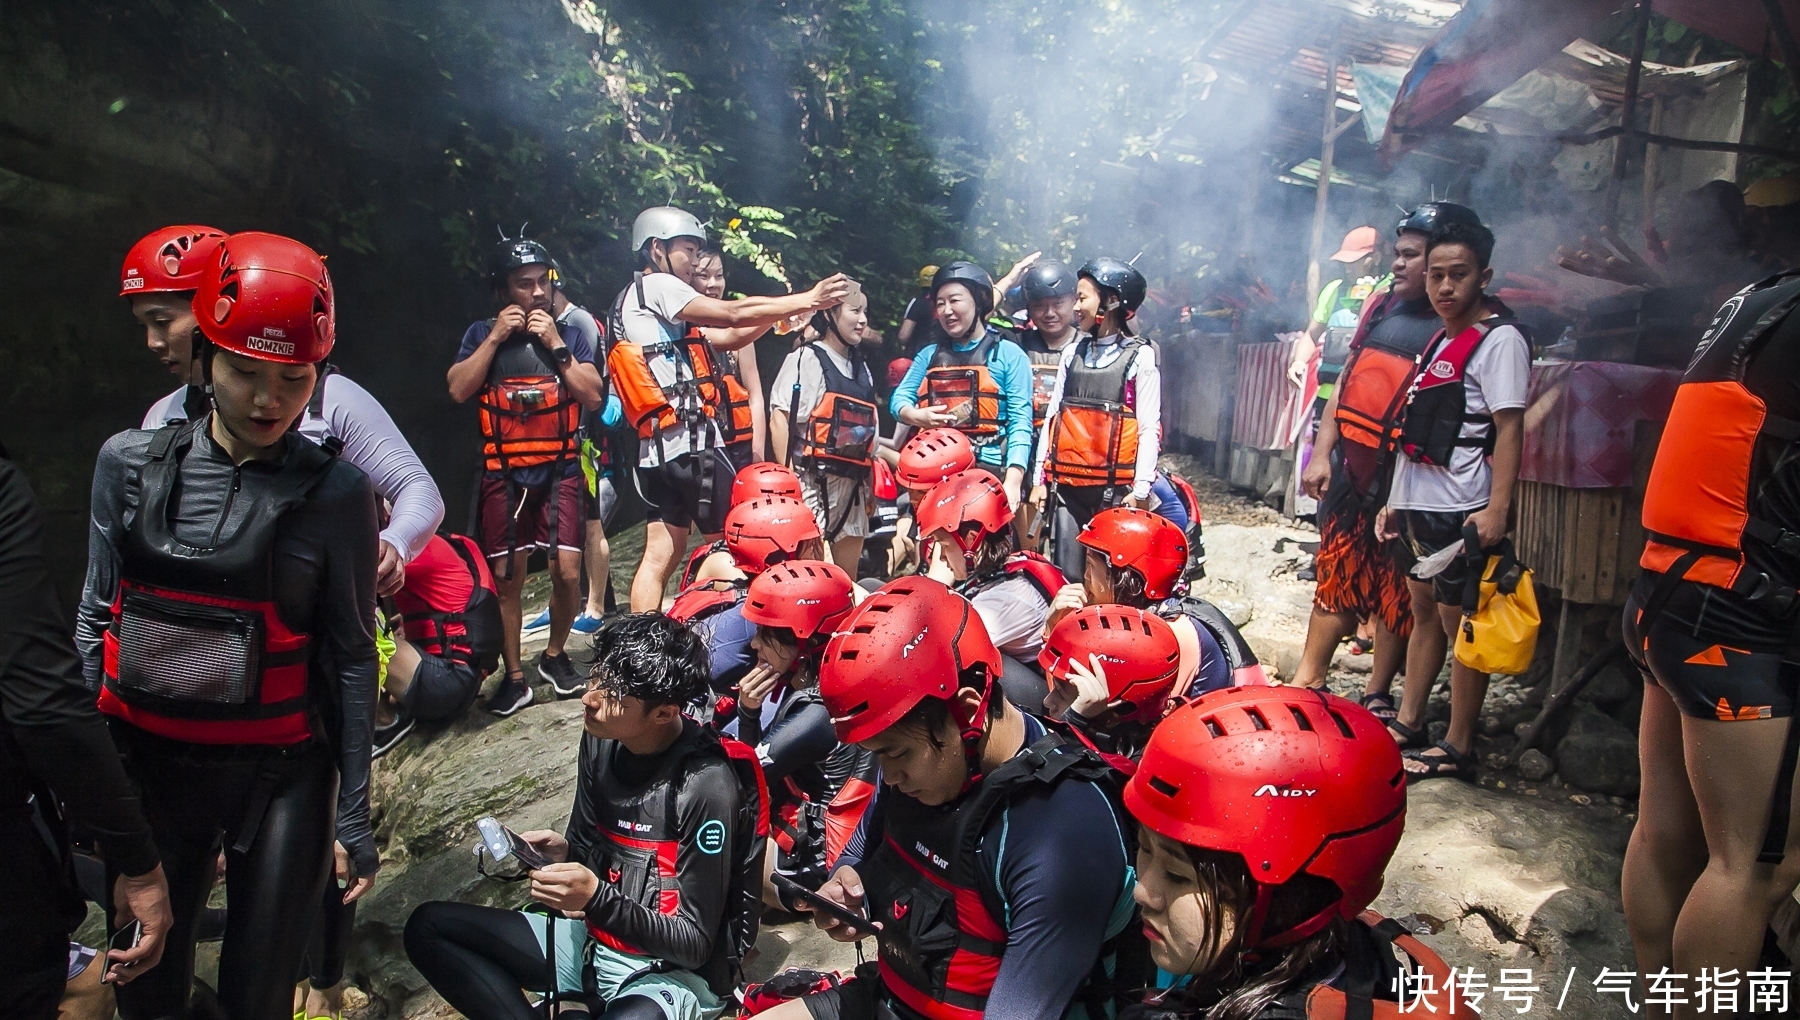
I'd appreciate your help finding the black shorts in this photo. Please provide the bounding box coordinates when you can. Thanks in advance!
[800,962,887,1020]
[635,445,743,534]
[1391,508,1481,606]
[1624,574,1799,721]
[402,653,481,724]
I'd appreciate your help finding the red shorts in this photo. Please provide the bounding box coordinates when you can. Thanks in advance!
[477,473,585,559]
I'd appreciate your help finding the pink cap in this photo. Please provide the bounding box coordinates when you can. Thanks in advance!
[1329,226,1380,262]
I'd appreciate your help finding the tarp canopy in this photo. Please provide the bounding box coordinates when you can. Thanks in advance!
[1377,0,1799,163]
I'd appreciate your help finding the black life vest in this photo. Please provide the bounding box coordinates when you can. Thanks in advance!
[394,533,503,676]
[1398,318,1523,467]
[98,422,339,746]
[1155,596,1270,690]
[1047,335,1152,493]
[582,724,768,997]
[1640,271,1800,615]
[861,732,1128,1020]
[1016,328,1081,432]
[478,332,583,473]
[790,343,879,478]
[919,333,1006,439]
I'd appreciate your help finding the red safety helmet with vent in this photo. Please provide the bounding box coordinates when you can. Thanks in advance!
[732,462,804,506]
[723,496,821,575]
[120,226,228,297]
[820,575,1002,752]
[192,232,335,365]
[1079,507,1189,601]
[915,470,1013,556]
[1125,687,1406,950]
[1039,606,1181,726]
[896,428,977,489]
[743,559,857,650]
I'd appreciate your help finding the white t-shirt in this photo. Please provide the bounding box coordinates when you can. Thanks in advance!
[971,575,1049,661]
[143,374,445,561]
[617,272,719,467]
[771,343,862,425]
[1388,322,1530,513]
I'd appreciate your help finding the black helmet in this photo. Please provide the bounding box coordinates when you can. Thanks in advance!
[1022,260,1079,303]
[1396,202,1483,238]
[1078,257,1147,314]
[931,261,994,299]
[490,234,555,287]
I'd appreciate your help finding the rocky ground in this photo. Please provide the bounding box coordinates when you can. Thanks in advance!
[121,457,1714,1018]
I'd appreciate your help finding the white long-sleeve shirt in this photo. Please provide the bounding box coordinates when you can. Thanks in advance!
[1030,333,1162,499]
[144,374,445,561]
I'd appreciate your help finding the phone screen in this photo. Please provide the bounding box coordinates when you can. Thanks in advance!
[506,826,552,871]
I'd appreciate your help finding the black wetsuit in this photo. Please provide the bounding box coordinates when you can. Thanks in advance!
[405,719,746,1020]
[0,453,160,1018]
[738,686,862,886]
[75,419,379,1020]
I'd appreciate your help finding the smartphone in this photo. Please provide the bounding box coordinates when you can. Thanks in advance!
[476,816,552,871]
[100,921,143,985]
[771,873,878,937]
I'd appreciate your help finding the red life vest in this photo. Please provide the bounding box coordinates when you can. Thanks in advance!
[918,334,1005,436]
[1640,272,1800,610]
[667,577,749,627]
[1332,290,1418,456]
[393,534,503,676]
[960,551,1066,604]
[1046,336,1153,492]
[861,733,1120,1020]
[98,423,338,746]
[477,333,582,473]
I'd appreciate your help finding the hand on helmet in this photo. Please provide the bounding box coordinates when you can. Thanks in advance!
[808,274,854,311]
[1064,654,1114,718]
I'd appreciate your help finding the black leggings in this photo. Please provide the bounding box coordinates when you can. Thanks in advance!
[300,880,356,989]
[109,725,337,1020]
[405,901,666,1020]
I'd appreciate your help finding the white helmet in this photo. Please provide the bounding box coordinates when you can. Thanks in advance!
[631,206,706,252]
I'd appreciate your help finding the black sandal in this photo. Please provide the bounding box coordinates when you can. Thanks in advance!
[1385,717,1429,751]
[1403,739,1479,784]
[1360,692,1399,724]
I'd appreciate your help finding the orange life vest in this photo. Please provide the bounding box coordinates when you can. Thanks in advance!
[1046,335,1150,491]
[1332,290,1419,456]
[1640,272,1800,608]
[606,272,751,448]
[919,333,1005,436]
[477,333,582,474]
[789,343,879,477]
[1297,912,1478,1019]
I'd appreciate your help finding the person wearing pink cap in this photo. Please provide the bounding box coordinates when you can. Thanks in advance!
[1286,225,1389,391]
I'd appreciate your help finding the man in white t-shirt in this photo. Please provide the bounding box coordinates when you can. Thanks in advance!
[609,206,851,611]
[1376,219,1529,784]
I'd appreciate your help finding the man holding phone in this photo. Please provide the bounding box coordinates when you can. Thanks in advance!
[0,449,170,1014]
[405,613,763,1020]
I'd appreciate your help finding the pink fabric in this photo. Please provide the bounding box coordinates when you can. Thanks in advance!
[1233,336,1304,452]
[1520,360,1681,489]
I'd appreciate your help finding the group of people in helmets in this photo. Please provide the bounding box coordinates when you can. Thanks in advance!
[19,207,1478,1020]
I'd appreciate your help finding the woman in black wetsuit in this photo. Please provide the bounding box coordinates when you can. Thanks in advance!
[734,559,867,901]
[75,232,380,1020]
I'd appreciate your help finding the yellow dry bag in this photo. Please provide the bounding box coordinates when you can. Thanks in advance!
[1454,526,1540,676]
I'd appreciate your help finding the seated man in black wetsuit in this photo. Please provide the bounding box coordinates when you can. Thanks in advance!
[758,576,1138,1020]
[405,613,762,1020]
[733,560,867,902]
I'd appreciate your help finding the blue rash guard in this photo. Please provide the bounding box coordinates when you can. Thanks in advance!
[890,330,1036,474]
[836,714,1133,1020]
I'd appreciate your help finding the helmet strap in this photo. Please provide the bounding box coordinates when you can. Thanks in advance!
[1240,883,1342,958]
[951,665,996,794]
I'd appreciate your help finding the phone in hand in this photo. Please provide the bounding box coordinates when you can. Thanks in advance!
[476,816,552,871]
[101,920,143,984]
[771,873,878,937]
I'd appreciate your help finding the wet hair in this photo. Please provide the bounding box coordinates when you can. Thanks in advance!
[962,524,1019,581]
[1426,220,1496,271]
[890,673,1006,747]
[754,624,820,690]
[1151,838,1349,1020]
[1103,559,1152,609]
[588,612,711,708]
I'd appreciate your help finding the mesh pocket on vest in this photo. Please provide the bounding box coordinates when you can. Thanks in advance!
[114,589,263,704]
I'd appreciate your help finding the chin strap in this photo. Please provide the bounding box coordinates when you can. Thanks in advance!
[949,665,997,796]
[1238,884,1342,963]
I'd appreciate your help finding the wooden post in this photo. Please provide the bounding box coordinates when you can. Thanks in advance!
[1548,597,1588,699]
[1605,0,1652,228]
[1305,41,1341,304]
[1642,94,1663,230]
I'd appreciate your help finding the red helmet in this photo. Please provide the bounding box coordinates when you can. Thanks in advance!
[743,559,857,648]
[820,575,1001,745]
[896,428,976,488]
[723,496,821,575]
[1039,605,1181,725]
[732,462,803,506]
[192,232,335,365]
[1078,507,1188,601]
[1125,687,1406,949]
[915,470,1013,555]
[120,226,227,297]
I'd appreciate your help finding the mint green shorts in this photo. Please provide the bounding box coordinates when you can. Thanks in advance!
[522,913,726,1020]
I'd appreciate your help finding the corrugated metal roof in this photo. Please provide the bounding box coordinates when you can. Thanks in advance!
[1201,0,1467,106]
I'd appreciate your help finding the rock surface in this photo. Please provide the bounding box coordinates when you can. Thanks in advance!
[1556,708,1641,797]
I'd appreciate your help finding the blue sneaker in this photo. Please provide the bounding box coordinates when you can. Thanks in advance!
[521,607,551,635]
[569,611,604,635]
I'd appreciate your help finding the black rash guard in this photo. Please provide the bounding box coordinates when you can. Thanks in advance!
[738,687,859,795]
[75,421,380,874]
[837,714,1131,1020]
[566,720,743,974]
